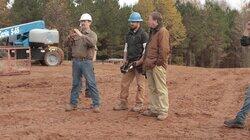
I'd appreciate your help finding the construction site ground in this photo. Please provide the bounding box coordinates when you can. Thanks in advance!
[0,62,250,139]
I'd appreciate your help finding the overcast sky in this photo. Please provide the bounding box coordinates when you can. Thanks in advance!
[119,0,250,10]
[119,0,138,6]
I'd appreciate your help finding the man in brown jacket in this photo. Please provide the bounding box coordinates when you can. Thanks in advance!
[142,12,170,121]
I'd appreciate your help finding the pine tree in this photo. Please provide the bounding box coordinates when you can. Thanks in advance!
[176,0,206,66]
[43,0,72,58]
[10,0,45,24]
[153,0,186,47]
[0,0,11,27]
[202,1,231,67]
[220,10,243,67]
[94,0,122,49]
[133,0,155,29]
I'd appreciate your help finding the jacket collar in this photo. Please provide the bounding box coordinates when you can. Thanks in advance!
[129,27,142,34]
[150,24,163,35]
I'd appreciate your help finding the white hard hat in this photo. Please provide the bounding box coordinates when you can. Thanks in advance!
[79,13,92,21]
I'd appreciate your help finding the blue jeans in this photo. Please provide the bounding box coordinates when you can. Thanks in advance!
[82,73,91,93]
[236,87,250,123]
[79,78,89,93]
[70,59,100,107]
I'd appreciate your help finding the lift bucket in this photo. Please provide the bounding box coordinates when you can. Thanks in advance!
[0,47,31,76]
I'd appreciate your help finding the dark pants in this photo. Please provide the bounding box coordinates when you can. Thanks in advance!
[70,59,100,107]
[236,87,250,123]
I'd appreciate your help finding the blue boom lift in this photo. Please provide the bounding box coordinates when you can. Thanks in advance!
[0,20,64,66]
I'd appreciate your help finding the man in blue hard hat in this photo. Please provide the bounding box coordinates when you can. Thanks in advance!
[113,12,148,112]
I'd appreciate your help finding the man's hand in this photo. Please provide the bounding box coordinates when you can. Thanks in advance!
[74,29,83,37]
[67,29,78,39]
[134,60,142,66]
[135,56,144,66]
[68,33,77,38]
[66,31,78,47]
[122,60,128,66]
[243,29,249,36]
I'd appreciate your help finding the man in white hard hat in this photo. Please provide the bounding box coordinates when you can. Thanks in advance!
[66,13,101,113]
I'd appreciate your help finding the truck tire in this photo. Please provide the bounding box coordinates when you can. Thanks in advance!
[44,51,62,66]
[43,46,63,66]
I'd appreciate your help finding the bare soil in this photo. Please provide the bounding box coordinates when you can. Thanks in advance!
[0,62,249,139]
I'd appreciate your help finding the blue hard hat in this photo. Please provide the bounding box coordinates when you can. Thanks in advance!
[128,12,143,22]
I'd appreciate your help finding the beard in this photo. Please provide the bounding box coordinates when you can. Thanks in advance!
[130,24,138,30]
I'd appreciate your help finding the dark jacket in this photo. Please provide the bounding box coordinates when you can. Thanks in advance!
[126,28,148,62]
[241,36,250,46]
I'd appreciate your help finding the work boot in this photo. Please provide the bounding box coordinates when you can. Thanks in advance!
[65,104,77,111]
[131,103,143,112]
[93,106,100,113]
[157,113,168,121]
[224,118,245,128]
[142,109,158,117]
[113,101,128,111]
[93,107,101,113]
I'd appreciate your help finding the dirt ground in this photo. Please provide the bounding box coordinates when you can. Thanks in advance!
[0,61,250,139]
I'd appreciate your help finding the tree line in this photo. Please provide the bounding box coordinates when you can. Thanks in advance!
[0,0,249,68]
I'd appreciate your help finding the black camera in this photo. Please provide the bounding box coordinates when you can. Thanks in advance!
[241,36,250,46]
